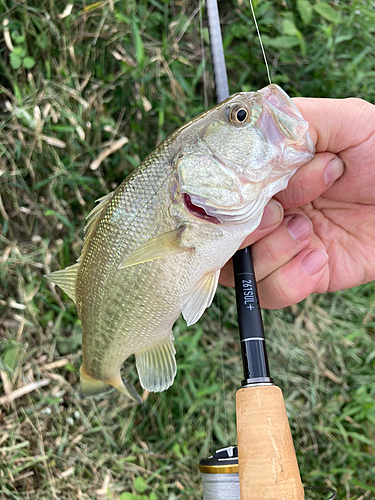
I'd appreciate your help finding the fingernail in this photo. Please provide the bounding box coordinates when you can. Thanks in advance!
[286,215,312,242]
[301,249,328,275]
[324,157,344,186]
[258,200,283,230]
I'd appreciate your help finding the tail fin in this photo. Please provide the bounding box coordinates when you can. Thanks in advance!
[80,366,142,404]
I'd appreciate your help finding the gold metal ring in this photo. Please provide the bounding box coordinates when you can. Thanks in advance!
[198,464,239,474]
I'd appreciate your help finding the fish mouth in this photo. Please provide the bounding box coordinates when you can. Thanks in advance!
[183,193,220,224]
[183,191,268,226]
[260,84,315,155]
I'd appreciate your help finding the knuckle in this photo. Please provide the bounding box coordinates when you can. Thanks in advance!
[258,272,303,309]
[291,175,309,206]
[346,97,370,109]
[258,240,281,268]
[275,271,304,306]
[346,97,375,121]
[277,175,310,208]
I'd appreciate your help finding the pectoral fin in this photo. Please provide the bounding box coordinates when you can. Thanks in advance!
[135,334,177,392]
[45,263,79,303]
[80,366,142,404]
[181,270,220,326]
[119,228,191,269]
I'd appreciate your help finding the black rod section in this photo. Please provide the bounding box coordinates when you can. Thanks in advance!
[206,0,272,386]
[233,247,272,385]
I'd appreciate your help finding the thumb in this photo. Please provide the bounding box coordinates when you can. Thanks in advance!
[292,96,375,153]
[275,152,344,209]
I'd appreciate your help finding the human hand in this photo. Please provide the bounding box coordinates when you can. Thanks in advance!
[220,97,375,308]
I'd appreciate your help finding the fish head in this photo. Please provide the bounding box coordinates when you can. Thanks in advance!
[176,84,315,226]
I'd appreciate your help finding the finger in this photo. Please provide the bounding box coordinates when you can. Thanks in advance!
[219,209,312,287]
[293,97,375,204]
[275,153,344,209]
[219,199,283,287]
[292,97,375,153]
[251,212,313,281]
[241,198,284,247]
[257,245,329,309]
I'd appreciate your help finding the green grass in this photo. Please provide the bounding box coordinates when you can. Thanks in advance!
[1,1,375,499]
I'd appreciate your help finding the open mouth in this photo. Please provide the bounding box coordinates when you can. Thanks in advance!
[183,193,220,224]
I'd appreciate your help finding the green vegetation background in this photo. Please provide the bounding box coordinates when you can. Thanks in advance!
[1,1,375,499]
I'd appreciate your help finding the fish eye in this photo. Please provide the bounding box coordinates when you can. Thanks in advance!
[229,106,250,124]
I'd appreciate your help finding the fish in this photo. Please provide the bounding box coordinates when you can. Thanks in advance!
[46,84,315,403]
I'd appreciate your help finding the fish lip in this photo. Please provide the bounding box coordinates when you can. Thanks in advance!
[260,84,315,155]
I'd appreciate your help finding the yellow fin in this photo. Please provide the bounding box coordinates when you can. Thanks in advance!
[79,366,110,396]
[46,194,114,299]
[78,191,114,263]
[80,366,142,404]
[181,270,220,326]
[119,227,190,269]
[84,191,114,237]
[45,263,79,303]
[135,334,176,392]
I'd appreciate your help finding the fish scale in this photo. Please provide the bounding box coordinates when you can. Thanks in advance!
[46,84,315,402]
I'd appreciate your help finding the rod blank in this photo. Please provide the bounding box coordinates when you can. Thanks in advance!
[206,0,230,102]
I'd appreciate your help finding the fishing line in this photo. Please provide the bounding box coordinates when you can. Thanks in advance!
[199,446,337,500]
[202,473,240,500]
[248,0,272,85]
[199,447,240,500]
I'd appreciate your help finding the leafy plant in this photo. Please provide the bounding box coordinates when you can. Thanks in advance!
[5,23,36,69]
[120,476,157,500]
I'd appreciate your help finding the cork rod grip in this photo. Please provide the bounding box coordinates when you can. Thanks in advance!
[236,385,304,500]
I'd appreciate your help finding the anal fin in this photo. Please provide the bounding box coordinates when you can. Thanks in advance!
[45,263,79,303]
[135,334,177,392]
[181,270,220,326]
[80,366,142,404]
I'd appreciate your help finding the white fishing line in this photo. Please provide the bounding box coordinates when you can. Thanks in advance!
[248,0,272,85]
[202,473,240,500]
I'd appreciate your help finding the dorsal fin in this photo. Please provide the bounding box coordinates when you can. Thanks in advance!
[77,191,114,263]
[45,263,79,303]
[46,192,114,301]
[84,191,114,240]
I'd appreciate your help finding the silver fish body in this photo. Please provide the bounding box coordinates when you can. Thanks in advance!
[46,85,314,401]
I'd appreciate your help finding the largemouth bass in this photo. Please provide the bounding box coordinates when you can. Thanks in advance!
[46,84,314,402]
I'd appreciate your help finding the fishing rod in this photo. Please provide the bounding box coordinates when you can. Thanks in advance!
[198,1,337,499]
